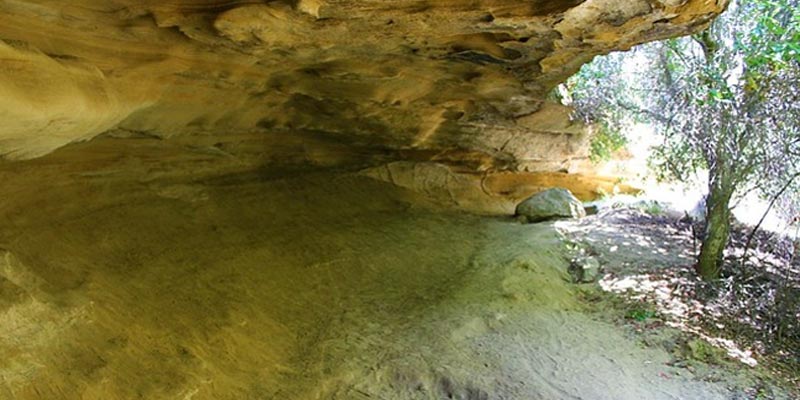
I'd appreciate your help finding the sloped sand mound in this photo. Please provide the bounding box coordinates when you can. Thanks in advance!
[0,163,736,399]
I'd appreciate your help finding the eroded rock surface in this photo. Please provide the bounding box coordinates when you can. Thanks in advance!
[1,0,725,173]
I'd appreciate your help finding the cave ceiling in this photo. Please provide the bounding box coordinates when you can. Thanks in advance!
[0,0,726,172]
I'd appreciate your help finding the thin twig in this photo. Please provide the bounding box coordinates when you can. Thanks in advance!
[741,172,800,264]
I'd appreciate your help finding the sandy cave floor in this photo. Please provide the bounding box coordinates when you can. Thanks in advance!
[0,145,745,399]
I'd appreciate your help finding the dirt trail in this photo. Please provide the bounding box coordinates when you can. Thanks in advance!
[0,147,737,399]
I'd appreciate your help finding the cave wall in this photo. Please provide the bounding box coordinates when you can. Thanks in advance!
[1,0,726,174]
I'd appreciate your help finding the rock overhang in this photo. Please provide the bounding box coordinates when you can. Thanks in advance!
[0,0,726,172]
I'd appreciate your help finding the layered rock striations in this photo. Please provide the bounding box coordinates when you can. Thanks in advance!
[1,0,726,169]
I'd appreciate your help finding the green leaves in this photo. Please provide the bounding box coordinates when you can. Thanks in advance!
[561,50,635,163]
[626,308,657,322]
[589,122,628,162]
[563,0,800,217]
[743,0,800,72]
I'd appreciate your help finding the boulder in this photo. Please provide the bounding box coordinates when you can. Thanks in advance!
[515,188,586,223]
[568,256,601,283]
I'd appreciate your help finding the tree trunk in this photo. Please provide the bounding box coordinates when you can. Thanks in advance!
[696,184,733,280]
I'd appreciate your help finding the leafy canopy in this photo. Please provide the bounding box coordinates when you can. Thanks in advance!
[563,0,800,210]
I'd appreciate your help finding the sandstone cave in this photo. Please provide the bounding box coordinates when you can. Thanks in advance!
[2,1,798,399]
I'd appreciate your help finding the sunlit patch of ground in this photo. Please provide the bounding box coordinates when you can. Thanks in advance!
[598,271,759,367]
[559,206,799,397]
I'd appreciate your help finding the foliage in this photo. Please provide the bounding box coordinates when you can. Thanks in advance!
[561,53,632,162]
[565,0,800,280]
[588,122,628,162]
[645,0,800,194]
[659,0,800,198]
[626,200,667,216]
[686,339,728,364]
[625,308,657,322]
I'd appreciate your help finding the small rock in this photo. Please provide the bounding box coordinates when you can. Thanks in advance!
[515,188,586,223]
[569,256,600,283]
